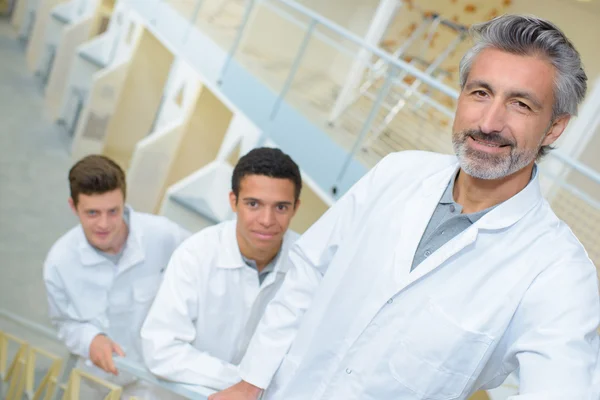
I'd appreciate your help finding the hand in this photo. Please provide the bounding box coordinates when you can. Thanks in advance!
[89,334,125,375]
[208,381,263,400]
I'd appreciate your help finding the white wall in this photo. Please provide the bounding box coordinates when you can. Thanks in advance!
[153,58,203,131]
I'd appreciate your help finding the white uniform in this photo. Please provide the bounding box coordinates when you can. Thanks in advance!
[43,206,189,398]
[239,151,600,400]
[140,220,299,391]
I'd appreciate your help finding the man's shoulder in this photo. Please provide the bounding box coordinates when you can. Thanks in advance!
[381,150,456,168]
[547,211,595,267]
[525,201,595,272]
[132,209,179,231]
[281,229,301,252]
[167,221,236,277]
[284,229,301,242]
[177,220,235,252]
[375,151,457,180]
[131,209,188,242]
[45,226,82,266]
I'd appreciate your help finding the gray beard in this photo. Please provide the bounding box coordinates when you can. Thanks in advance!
[452,138,538,180]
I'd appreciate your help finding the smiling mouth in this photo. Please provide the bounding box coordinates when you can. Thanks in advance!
[470,136,510,148]
[253,232,277,239]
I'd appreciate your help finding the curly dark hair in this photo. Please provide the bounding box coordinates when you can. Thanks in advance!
[232,147,302,204]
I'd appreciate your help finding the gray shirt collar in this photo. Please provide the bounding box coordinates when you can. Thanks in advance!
[441,164,538,223]
[439,167,535,224]
[242,250,280,280]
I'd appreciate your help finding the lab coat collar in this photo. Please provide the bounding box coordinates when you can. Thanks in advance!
[424,162,543,231]
[476,167,542,230]
[216,220,294,274]
[216,221,247,270]
[78,205,146,269]
[116,207,146,272]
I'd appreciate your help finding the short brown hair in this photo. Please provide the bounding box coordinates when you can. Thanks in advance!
[69,155,126,206]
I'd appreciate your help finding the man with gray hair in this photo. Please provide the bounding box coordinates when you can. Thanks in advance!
[212,14,599,400]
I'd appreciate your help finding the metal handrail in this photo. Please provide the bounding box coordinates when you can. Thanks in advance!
[253,0,600,188]
[273,0,460,100]
[0,309,210,400]
[131,0,600,190]
[546,150,600,185]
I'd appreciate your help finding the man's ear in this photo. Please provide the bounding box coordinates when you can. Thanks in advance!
[229,191,238,213]
[542,114,571,147]
[292,199,301,217]
[68,197,77,215]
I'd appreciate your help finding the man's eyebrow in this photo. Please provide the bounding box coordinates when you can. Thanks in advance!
[506,90,543,110]
[465,80,543,110]
[464,80,494,93]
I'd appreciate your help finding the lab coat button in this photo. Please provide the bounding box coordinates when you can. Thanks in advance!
[345,368,352,374]
[424,250,432,257]
[387,298,393,304]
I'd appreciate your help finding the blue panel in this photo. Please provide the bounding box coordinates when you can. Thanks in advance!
[219,58,368,197]
[219,58,275,129]
[132,0,371,199]
[269,100,368,196]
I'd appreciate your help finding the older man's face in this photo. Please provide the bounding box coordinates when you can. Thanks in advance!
[452,48,569,180]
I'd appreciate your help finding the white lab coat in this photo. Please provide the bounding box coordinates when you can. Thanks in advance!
[239,151,600,400]
[140,220,299,391]
[43,206,189,396]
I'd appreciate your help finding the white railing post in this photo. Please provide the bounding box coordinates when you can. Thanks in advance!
[327,0,401,124]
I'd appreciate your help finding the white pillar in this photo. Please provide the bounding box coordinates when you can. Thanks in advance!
[328,0,401,123]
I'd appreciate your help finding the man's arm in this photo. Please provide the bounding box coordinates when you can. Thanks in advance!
[44,263,124,375]
[44,263,104,358]
[503,260,600,399]
[140,242,240,390]
[213,155,398,400]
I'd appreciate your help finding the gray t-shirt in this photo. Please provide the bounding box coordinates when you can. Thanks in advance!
[411,172,495,271]
[242,251,279,285]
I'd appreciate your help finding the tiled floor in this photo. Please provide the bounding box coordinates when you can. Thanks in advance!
[0,17,77,327]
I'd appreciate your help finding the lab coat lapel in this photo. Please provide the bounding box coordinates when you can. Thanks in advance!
[215,220,247,269]
[340,164,460,349]
[116,210,146,275]
[77,226,109,266]
[391,164,459,286]
[402,165,544,286]
[260,230,295,289]
[406,226,478,286]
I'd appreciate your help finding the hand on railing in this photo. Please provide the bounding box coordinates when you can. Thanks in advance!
[89,333,126,375]
[207,380,263,400]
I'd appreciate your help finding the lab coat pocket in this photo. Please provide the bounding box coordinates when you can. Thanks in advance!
[68,298,105,322]
[389,298,493,400]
